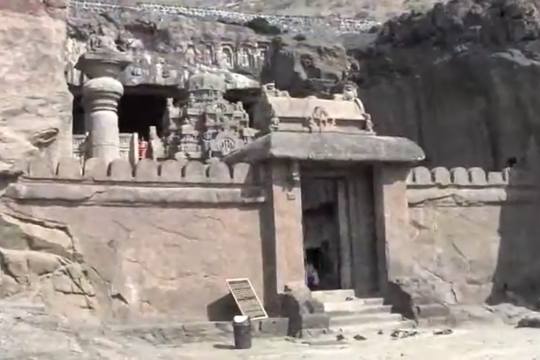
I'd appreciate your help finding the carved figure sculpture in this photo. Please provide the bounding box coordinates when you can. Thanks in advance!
[342,83,358,101]
[238,47,250,68]
[88,34,118,52]
[149,126,165,160]
[304,106,336,132]
[220,46,234,69]
[185,45,196,65]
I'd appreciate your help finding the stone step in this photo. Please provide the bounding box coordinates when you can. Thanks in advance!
[325,304,392,316]
[333,319,416,335]
[311,289,356,302]
[323,299,387,312]
[329,312,403,327]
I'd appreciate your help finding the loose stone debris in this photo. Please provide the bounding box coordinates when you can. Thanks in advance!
[516,316,540,328]
[433,329,453,336]
[390,329,419,339]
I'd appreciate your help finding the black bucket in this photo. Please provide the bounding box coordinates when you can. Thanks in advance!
[233,315,252,349]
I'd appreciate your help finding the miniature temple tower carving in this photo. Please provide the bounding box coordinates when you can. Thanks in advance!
[169,72,257,160]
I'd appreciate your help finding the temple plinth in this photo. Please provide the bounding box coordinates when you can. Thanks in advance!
[76,51,132,164]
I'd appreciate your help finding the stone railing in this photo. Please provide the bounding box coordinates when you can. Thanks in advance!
[406,166,538,206]
[5,157,263,205]
[68,0,379,34]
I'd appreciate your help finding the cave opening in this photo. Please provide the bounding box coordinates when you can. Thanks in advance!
[118,94,166,140]
[72,93,167,140]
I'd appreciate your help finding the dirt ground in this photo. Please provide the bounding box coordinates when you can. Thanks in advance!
[3,304,540,360]
[176,326,540,360]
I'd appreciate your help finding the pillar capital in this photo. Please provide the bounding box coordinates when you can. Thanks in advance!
[76,50,132,79]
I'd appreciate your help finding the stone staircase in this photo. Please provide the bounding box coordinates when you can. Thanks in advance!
[311,289,415,333]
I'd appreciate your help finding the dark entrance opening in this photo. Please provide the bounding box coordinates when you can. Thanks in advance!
[301,177,341,290]
[71,93,167,140]
[118,94,167,140]
[301,165,380,296]
[72,95,85,135]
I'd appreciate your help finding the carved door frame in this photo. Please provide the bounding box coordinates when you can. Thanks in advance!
[301,164,378,294]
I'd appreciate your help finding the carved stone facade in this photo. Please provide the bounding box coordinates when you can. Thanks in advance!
[65,37,269,90]
[166,73,257,160]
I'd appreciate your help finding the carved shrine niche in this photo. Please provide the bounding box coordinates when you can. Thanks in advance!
[237,46,251,69]
[219,44,235,69]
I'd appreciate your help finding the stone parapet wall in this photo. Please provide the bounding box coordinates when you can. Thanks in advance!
[398,165,540,310]
[1,154,267,320]
[406,166,536,187]
[68,0,379,34]
[5,157,263,205]
[406,166,537,205]
[23,157,256,185]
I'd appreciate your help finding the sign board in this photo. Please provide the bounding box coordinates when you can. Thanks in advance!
[226,278,268,320]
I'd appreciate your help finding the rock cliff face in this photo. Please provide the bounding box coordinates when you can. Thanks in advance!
[150,0,443,20]
[256,0,540,169]
[351,0,540,169]
[0,1,71,175]
[0,0,92,320]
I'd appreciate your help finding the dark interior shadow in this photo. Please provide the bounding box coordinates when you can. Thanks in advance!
[213,344,235,350]
[488,165,540,309]
[206,293,239,321]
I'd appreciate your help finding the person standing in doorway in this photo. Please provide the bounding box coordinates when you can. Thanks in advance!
[305,261,320,290]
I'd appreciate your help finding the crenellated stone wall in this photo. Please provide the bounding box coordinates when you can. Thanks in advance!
[23,158,256,185]
[400,165,540,313]
[0,157,267,322]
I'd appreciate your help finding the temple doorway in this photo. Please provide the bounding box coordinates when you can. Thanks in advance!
[302,176,341,290]
[301,165,380,295]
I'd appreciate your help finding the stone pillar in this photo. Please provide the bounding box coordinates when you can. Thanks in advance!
[262,160,305,311]
[373,165,412,293]
[273,161,305,291]
[76,51,131,164]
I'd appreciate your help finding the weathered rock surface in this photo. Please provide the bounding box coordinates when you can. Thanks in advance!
[66,5,267,90]
[261,0,540,168]
[150,0,444,20]
[261,36,349,97]
[350,0,540,169]
[0,2,72,173]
